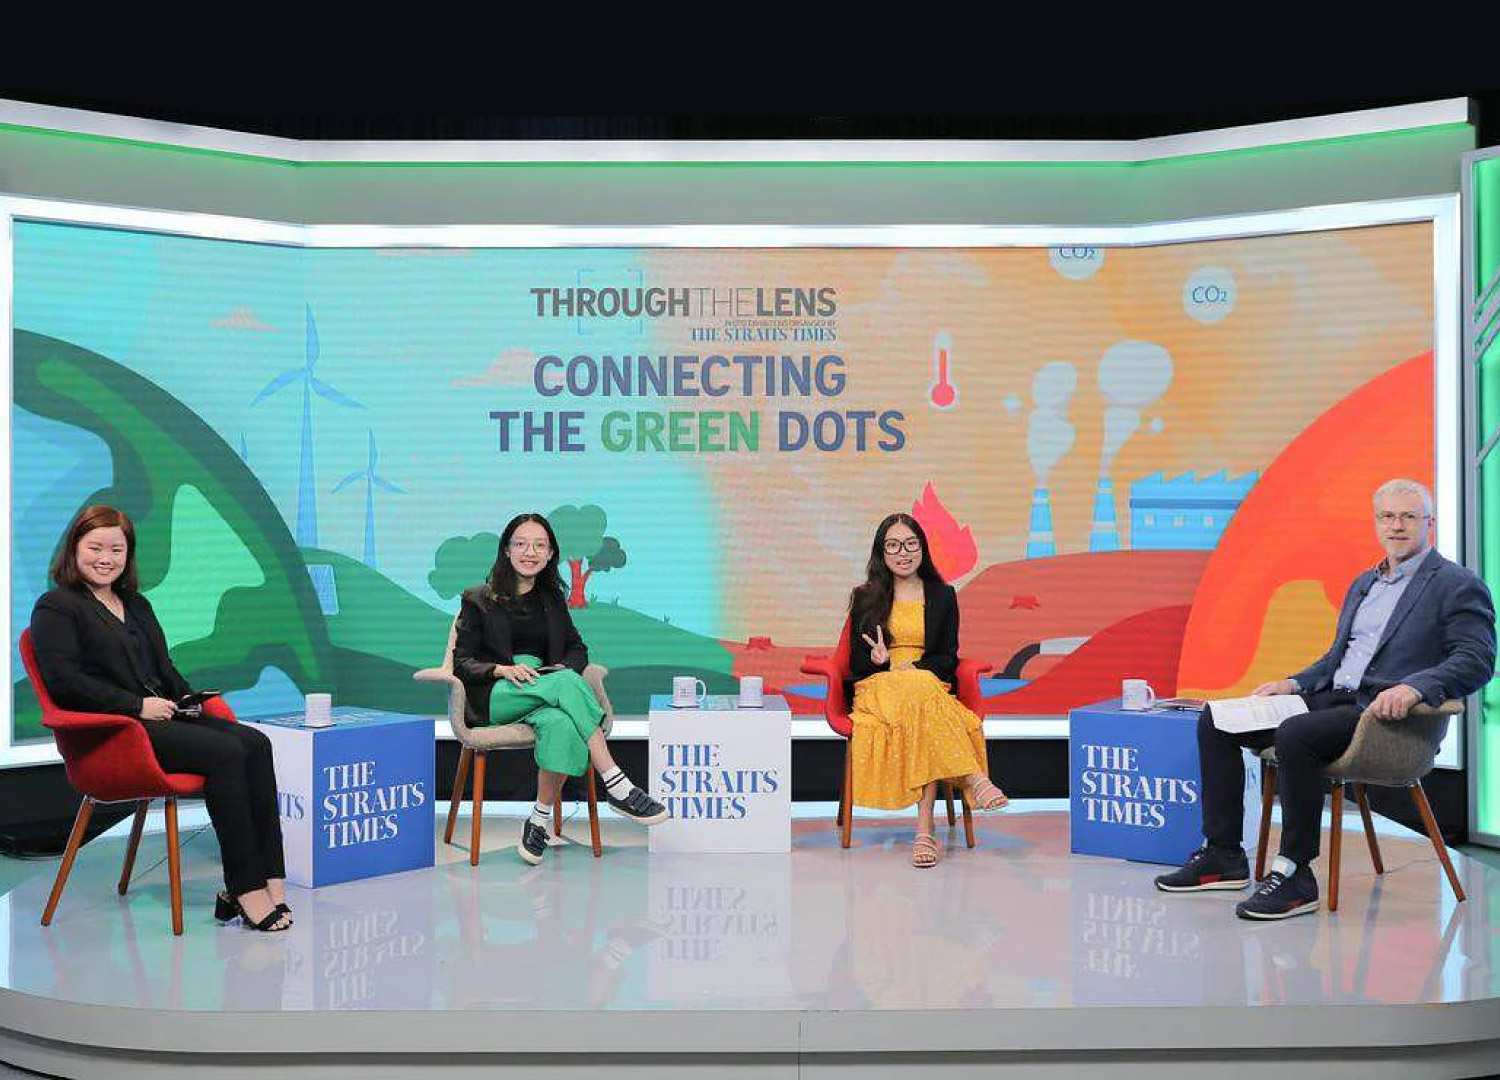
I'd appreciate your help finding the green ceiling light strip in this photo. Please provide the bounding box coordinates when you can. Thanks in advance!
[0,120,1474,173]
[0,122,297,168]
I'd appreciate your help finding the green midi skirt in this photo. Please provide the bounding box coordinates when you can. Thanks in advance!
[487,654,605,776]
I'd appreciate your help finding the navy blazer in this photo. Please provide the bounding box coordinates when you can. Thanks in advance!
[452,584,589,725]
[848,578,960,690]
[1291,551,1496,708]
[30,586,192,718]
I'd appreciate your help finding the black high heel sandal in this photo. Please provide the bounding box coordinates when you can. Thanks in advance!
[214,891,291,932]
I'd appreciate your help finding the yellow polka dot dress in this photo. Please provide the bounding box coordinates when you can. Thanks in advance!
[849,601,987,810]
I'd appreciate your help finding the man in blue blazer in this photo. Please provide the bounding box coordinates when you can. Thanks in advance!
[1155,479,1496,919]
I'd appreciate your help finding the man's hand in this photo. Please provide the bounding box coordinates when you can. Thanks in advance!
[1368,684,1422,721]
[1251,678,1298,697]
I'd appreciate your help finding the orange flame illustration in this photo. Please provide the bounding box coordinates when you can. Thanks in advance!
[911,482,979,580]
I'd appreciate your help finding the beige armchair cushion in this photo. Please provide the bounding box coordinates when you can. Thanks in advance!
[1256,700,1463,786]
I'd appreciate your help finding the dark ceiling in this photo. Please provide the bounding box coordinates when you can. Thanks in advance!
[1,88,1497,146]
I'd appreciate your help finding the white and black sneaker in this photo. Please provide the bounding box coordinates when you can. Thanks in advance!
[605,786,669,826]
[1154,844,1251,892]
[518,819,550,865]
[1235,863,1320,920]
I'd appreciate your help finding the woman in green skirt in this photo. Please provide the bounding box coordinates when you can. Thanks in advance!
[453,513,668,864]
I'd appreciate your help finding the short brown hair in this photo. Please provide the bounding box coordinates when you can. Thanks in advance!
[51,505,139,592]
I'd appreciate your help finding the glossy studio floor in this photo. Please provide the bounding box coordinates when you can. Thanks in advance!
[1,800,1498,1079]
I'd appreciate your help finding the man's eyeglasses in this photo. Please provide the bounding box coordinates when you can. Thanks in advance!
[1375,511,1429,527]
[509,541,551,555]
[883,538,923,555]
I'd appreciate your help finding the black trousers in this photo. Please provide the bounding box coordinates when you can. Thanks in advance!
[1198,689,1362,866]
[145,713,286,896]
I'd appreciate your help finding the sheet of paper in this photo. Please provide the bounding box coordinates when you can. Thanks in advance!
[1208,694,1307,734]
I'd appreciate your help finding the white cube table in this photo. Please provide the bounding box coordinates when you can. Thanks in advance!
[647,694,792,854]
[245,708,435,888]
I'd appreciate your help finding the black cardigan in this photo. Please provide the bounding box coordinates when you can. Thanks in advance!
[30,586,192,718]
[452,585,589,725]
[848,578,960,690]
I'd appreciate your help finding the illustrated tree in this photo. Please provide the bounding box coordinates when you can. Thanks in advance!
[549,504,627,608]
[428,532,500,600]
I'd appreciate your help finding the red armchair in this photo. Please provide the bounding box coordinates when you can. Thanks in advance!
[20,628,234,935]
[800,618,994,848]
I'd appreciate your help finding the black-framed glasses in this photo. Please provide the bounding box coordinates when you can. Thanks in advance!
[1375,511,1429,527]
[883,538,923,555]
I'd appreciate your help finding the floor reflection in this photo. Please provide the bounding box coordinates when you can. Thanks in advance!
[1,809,1491,1014]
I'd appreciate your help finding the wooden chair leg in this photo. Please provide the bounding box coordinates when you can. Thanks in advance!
[944,784,956,827]
[840,739,854,850]
[1255,762,1276,881]
[470,752,487,867]
[1353,783,1383,874]
[587,769,602,858]
[1411,782,1465,902]
[118,800,150,896]
[554,790,564,838]
[959,784,975,849]
[445,747,473,845]
[165,797,183,936]
[41,797,94,926]
[1328,783,1343,914]
[835,772,846,828]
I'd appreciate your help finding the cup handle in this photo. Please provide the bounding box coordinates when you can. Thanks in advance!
[1145,685,1157,707]
[695,679,708,702]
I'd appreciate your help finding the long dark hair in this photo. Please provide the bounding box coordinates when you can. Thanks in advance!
[847,513,944,634]
[486,513,566,608]
[51,505,140,592]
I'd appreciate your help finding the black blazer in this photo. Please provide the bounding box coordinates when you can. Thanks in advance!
[848,578,960,692]
[452,585,589,725]
[30,586,192,718]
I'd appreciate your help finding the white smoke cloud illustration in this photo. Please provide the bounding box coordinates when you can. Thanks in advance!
[1028,361,1077,483]
[1097,341,1173,471]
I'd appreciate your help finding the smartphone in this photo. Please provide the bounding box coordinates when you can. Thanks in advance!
[177,689,221,709]
[535,664,565,673]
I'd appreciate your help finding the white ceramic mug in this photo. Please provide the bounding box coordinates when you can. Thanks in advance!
[738,675,764,708]
[672,676,708,707]
[304,692,334,728]
[1120,679,1157,712]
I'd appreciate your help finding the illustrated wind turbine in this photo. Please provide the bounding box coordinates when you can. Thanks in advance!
[251,305,364,548]
[333,430,405,568]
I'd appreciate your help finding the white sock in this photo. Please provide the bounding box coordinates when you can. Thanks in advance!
[1271,854,1298,877]
[529,802,553,829]
[600,767,632,798]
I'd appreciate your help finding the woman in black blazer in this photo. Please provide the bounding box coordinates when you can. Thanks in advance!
[453,512,667,866]
[845,513,1007,868]
[30,506,290,931]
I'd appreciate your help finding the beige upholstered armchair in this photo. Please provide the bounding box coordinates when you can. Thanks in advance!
[1256,700,1465,912]
[414,619,614,865]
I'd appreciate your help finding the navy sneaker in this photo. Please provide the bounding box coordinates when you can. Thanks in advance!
[518,819,549,865]
[1154,845,1251,892]
[1235,864,1320,920]
[606,786,669,826]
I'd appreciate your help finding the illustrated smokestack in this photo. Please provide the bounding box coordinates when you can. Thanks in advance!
[1089,477,1120,552]
[1026,486,1056,558]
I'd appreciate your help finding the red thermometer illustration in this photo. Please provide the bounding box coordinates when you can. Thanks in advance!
[928,333,958,408]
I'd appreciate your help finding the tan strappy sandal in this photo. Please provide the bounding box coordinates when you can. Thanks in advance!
[912,833,941,868]
[968,776,1009,811]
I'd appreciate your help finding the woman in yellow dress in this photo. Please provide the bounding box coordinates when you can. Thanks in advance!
[847,513,1007,867]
